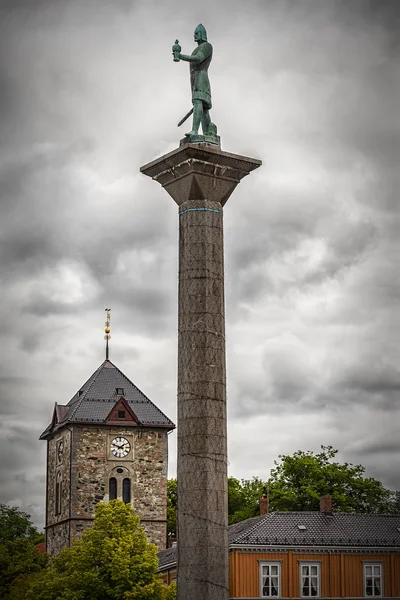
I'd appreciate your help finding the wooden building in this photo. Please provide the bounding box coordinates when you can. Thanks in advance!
[158,497,400,599]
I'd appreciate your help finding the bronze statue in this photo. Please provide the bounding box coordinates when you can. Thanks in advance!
[173,25,218,143]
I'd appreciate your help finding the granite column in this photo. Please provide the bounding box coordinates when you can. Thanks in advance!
[141,143,261,600]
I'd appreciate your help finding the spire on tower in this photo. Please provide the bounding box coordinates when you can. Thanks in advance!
[104,308,111,360]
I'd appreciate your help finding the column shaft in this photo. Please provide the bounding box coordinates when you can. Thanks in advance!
[177,199,228,600]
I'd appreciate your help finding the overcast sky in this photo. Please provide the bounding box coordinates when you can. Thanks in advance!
[1,0,399,529]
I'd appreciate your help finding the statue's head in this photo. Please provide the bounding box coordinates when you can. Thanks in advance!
[194,24,207,42]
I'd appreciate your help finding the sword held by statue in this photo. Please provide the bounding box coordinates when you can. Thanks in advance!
[177,108,193,127]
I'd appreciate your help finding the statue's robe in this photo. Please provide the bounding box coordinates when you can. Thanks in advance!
[190,42,213,109]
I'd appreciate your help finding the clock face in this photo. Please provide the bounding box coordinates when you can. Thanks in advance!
[110,437,131,458]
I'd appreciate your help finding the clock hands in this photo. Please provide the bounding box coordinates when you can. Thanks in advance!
[110,437,131,457]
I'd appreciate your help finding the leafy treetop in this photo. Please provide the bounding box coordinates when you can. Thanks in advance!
[167,446,398,534]
[26,500,175,600]
[0,505,42,545]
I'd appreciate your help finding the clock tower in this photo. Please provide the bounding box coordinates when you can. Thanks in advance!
[40,356,175,556]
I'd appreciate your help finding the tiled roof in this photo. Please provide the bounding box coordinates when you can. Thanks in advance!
[40,360,175,438]
[158,512,400,569]
[158,546,177,569]
[231,511,400,547]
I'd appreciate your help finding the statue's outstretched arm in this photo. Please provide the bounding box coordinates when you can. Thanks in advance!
[179,51,205,63]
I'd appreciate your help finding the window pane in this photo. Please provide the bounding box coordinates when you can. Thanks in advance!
[374,578,381,596]
[374,566,381,576]
[271,566,278,575]
[263,566,270,576]
[366,578,373,596]
[310,566,318,576]
[302,566,310,576]
[262,573,270,598]
[122,478,131,503]
[302,581,310,597]
[109,477,117,500]
[366,566,373,576]
[311,583,318,597]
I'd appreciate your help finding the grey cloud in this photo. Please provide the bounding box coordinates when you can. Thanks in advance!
[1,0,400,530]
[337,363,400,393]
[355,439,400,456]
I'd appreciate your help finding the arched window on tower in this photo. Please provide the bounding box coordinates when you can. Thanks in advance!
[55,471,62,515]
[122,478,131,504]
[109,477,117,501]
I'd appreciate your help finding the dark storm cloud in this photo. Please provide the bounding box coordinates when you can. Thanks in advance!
[1,0,400,527]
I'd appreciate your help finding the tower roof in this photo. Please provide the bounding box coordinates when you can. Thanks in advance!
[40,359,175,439]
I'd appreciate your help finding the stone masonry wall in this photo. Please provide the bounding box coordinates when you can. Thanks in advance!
[46,428,72,527]
[70,425,168,551]
[46,521,69,556]
[140,521,167,551]
[46,428,72,555]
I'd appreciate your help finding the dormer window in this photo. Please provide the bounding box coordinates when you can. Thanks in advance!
[117,410,126,419]
[116,388,124,396]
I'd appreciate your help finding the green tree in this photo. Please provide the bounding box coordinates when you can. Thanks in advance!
[167,448,398,531]
[166,477,268,533]
[268,446,393,513]
[167,478,177,538]
[228,477,267,524]
[0,505,47,599]
[0,505,42,544]
[387,490,400,514]
[26,500,175,600]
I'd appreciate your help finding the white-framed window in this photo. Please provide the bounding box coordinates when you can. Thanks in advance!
[259,562,281,597]
[364,563,383,597]
[299,562,320,597]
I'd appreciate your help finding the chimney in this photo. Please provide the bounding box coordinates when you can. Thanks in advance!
[168,534,177,548]
[260,494,269,516]
[320,495,332,515]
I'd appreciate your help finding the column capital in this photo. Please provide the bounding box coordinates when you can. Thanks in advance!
[140,143,261,207]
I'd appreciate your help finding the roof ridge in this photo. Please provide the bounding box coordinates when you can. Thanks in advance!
[42,359,175,433]
[67,360,108,421]
[109,360,174,424]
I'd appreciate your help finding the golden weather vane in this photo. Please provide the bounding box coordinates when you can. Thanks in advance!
[105,308,111,360]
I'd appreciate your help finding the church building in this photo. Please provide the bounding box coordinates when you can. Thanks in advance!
[40,351,175,556]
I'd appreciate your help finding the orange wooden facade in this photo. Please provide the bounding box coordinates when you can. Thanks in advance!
[161,549,400,598]
[229,549,400,598]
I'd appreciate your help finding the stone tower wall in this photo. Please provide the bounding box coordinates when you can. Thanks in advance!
[45,424,168,555]
[46,428,72,555]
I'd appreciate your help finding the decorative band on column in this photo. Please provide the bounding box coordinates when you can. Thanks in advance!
[179,207,222,216]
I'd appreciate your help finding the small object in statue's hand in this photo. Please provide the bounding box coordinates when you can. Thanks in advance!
[172,39,181,62]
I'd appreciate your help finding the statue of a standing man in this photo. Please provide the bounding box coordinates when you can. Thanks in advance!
[173,24,217,140]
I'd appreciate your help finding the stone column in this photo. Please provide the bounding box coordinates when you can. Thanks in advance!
[141,143,261,600]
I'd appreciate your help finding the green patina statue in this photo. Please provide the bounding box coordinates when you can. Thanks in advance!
[173,24,219,145]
